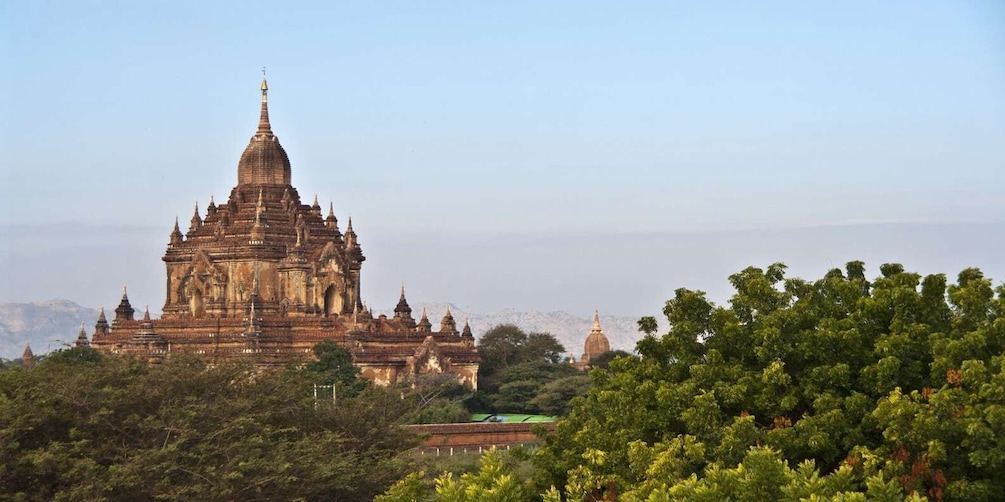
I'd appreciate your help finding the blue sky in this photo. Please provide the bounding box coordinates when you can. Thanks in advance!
[1,1,1004,316]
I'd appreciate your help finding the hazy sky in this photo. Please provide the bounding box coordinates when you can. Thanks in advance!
[2,2,1004,317]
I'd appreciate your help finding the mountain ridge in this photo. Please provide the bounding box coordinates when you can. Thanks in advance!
[0,300,100,359]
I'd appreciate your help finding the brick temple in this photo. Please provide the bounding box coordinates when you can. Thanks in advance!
[82,75,479,387]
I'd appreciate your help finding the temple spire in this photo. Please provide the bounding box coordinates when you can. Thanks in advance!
[21,344,35,368]
[440,306,457,333]
[258,68,272,134]
[344,216,358,251]
[188,202,202,234]
[170,217,183,246]
[94,306,109,339]
[76,322,90,347]
[394,284,414,326]
[326,201,338,229]
[417,306,432,332]
[114,285,135,323]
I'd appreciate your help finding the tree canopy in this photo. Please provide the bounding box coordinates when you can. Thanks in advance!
[0,346,419,501]
[477,324,567,374]
[534,262,1005,501]
[469,325,588,415]
[304,340,369,397]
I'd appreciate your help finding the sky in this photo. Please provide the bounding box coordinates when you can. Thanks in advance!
[2,1,1004,318]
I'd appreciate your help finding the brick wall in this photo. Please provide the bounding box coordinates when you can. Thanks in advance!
[405,422,556,451]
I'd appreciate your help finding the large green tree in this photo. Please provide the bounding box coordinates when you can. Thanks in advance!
[469,325,586,415]
[477,324,566,373]
[0,347,419,501]
[303,339,369,397]
[534,262,1005,501]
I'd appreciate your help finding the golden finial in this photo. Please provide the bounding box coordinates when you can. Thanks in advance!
[257,69,271,133]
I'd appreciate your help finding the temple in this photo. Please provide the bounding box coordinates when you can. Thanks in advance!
[572,311,611,370]
[85,75,479,388]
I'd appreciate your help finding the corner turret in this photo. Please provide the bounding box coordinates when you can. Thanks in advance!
[326,201,339,228]
[169,217,184,247]
[394,286,415,328]
[417,307,432,332]
[75,322,90,347]
[188,202,202,235]
[114,286,135,324]
[440,306,457,334]
[94,307,110,339]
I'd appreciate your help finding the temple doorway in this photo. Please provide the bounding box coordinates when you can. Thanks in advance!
[189,289,205,318]
[323,285,342,316]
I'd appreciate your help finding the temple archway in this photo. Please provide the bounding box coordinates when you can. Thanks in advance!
[189,288,205,318]
[323,285,342,316]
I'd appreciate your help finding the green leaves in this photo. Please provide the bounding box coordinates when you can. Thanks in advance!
[1,349,418,501]
[377,449,530,502]
[473,326,586,415]
[304,340,369,397]
[535,262,1005,500]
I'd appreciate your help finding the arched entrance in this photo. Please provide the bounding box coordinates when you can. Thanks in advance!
[189,288,205,318]
[323,285,342,316]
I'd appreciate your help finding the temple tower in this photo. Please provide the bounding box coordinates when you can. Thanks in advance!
[160,73,363,320]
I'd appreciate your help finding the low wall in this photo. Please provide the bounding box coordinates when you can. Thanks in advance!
[405,421,556,452]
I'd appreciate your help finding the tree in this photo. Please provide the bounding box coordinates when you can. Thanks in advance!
[469,325,580,414]
[525,332,566,364]
[588,350,633,370]
[529,375,592,416]
[0,347,419,501]
[477,324,566,374]
[534,262,1005,500]
[377,448,545,502]
[304,340,368,397]
[478,360,581,414]
[477,324,529,374]
[399,373,474,424]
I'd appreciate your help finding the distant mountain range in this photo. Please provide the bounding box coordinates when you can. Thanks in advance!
[0,299,644,360]
[0,300,100,360]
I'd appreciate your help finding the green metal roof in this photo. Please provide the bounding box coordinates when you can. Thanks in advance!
[470,414,557,423]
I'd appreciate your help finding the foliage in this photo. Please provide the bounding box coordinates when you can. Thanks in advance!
[477,325,566,374]
[478,360,582,414]
[303,340,369,397]
[470,325,587,415]
[400,373,475,424]
[0,347,419,501]
[589,350,633,370]
[534,262,1005,501]
[0,358,15,370]
[618,447,929,502]
[529,375,592,416]
[377,448,538,502]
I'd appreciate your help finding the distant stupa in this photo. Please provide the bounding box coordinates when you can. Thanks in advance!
[574,311,611,370]
[21,344,35,368]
